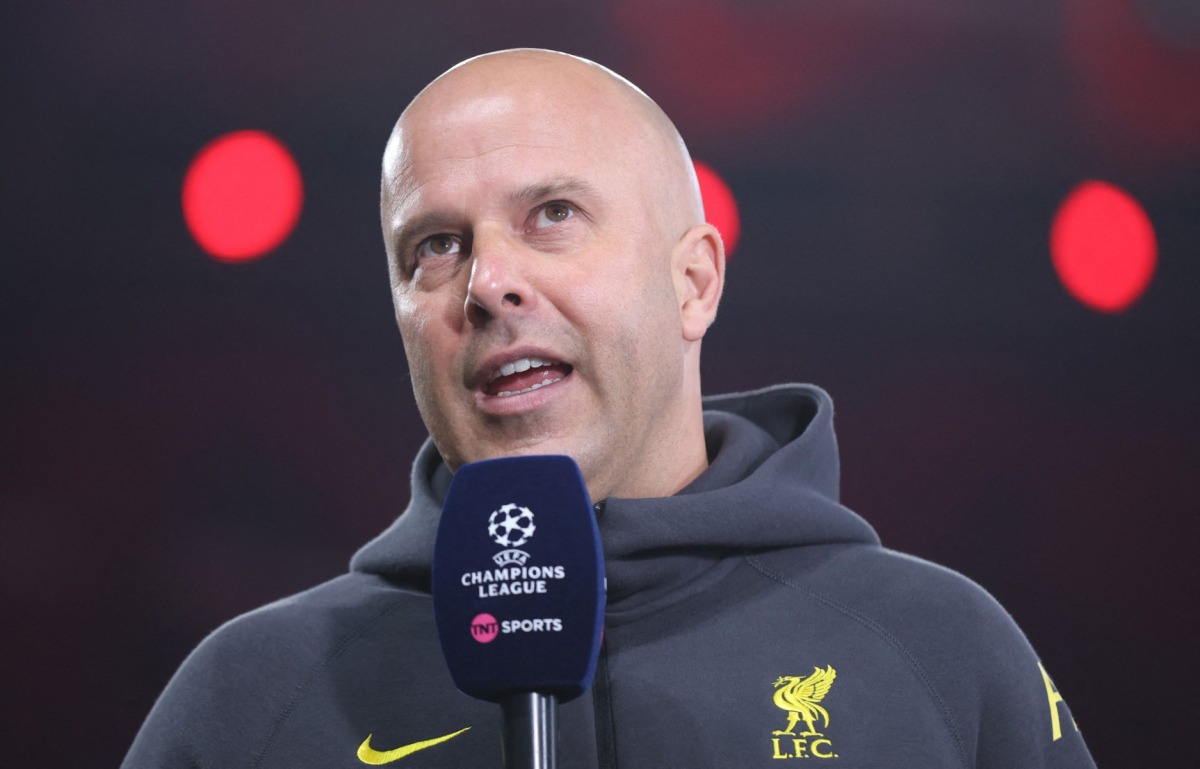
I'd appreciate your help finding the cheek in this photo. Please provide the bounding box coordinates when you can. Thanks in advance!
[570,254,678,346]
[396,299,444,391]
[626,263,683,339]
[394,287,429,336]
[398,283,460,361]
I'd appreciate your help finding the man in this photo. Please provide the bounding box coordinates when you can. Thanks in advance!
[384,48,719,505]
[124,50,1095,768]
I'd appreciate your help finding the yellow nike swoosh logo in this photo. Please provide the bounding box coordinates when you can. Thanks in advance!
[357,727,471,765]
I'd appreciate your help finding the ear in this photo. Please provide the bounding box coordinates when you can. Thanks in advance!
[672,223,726,342]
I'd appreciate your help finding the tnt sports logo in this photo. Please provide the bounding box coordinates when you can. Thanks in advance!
[469,612,562,644]
[470,613,499,644]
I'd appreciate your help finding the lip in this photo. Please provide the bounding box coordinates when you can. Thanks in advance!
[471,346,574,415]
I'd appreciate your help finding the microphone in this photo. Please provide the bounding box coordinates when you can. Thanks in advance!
[432,455,606,768]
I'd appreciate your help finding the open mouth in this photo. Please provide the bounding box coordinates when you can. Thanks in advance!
[484,356,573,397]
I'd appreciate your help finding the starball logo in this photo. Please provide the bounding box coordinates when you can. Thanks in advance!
[488,503,536,565]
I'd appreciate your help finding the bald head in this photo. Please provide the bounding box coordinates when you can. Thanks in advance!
[382,49,704,275]
[406,49,681,149]
[378,49,725,502]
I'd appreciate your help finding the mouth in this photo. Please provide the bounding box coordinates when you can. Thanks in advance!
[483,356,574,398]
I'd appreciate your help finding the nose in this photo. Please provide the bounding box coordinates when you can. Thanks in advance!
[464,226,535,327]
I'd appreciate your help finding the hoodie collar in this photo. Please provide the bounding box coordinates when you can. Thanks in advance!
[350,383,878,605]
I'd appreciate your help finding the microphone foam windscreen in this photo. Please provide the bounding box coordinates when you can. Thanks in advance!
[432,455,605,702]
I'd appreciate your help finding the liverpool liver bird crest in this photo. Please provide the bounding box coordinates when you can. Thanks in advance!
[772,666,837,736]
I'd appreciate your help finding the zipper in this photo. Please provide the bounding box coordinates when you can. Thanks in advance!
[591,639,616,769]
[591,499,614,768]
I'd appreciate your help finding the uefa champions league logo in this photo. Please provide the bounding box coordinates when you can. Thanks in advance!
[465,502,565,598]
[488,503,536,547]
[488,503,536,566]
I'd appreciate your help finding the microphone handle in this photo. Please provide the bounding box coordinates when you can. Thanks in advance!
[501,692,557,769]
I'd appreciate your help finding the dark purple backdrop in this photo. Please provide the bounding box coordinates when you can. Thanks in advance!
[3,2,1198,766]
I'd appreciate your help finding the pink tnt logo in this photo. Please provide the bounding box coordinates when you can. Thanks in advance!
[471,613,499,643]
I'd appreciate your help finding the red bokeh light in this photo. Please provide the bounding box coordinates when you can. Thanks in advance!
[1050,180,1156,313]
[182,130,303,263]
[694,160,741,257]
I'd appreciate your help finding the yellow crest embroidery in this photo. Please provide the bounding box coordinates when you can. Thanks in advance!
[770,666,839,760]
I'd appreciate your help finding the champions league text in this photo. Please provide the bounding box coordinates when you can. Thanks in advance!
[460,564,567,597]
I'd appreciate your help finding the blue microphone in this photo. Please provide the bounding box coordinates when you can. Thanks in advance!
[432,455,605,768]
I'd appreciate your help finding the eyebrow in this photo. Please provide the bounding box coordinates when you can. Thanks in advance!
[509,176,599,206]
[391,176,601,260]
[392,210,463,261]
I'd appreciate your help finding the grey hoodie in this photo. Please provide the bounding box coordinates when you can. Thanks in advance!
[123,384,1095,768]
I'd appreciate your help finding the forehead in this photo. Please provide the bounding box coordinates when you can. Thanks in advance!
[384,75,652,218]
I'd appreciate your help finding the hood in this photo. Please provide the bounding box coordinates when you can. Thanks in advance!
[351,383,879,611]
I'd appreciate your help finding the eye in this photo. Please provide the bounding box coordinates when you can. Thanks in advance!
[532,201,574,229]
[416,234,462,259]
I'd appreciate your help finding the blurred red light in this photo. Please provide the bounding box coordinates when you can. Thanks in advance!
[1050,180,1156,313]
[694,160,741,257]
[182,130,303,263]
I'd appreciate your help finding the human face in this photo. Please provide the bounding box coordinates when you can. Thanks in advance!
[383,71,693,501]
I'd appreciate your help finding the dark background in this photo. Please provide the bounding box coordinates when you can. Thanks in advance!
[3,2,1198,766]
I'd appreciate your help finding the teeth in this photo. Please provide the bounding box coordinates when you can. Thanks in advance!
[494,357,552,380]
[496,376,563,397]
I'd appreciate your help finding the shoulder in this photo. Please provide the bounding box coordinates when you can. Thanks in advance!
[179,572,408,679]
[750,544,1039,694]
[189,569,440,690]
[746,545,1095,768]
[749,543,1017,642]
[122,572,431,768]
